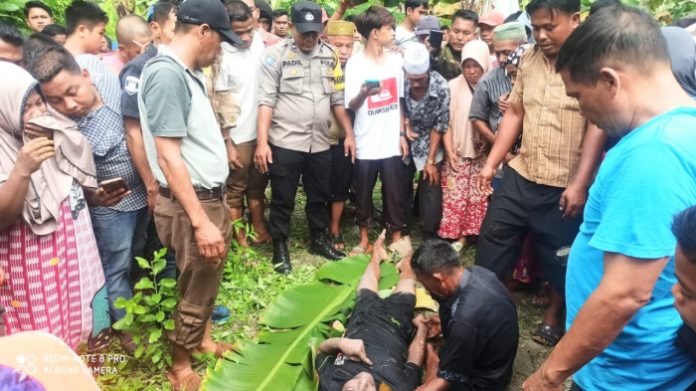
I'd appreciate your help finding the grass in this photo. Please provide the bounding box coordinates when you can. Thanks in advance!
[96,185,553,391]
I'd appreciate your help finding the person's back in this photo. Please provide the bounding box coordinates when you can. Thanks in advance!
[439,266,519,390]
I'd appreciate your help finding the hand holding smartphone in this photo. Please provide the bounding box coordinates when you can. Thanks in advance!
[99,177,128,193]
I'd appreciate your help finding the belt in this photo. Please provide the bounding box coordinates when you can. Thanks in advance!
[158,186,224,201]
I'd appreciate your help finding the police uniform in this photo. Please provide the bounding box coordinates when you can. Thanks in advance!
[258,38,344,246]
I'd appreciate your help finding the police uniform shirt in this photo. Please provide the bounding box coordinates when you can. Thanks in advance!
[119,44,158,119]
[258,40,344,154]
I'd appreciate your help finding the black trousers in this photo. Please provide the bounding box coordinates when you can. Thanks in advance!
[400,160,443,239]
[330,139,352,202]
[354,156,406,231]
[269,145,330,241]
[475,168,581,294]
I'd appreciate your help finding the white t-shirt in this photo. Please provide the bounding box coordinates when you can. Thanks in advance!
[395,25,416,47]
[344,51,404,160]
[214,32,265,144]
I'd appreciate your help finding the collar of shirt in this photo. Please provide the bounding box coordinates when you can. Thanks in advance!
[157,45,207,88]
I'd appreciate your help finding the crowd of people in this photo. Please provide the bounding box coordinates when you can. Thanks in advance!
[0,0,696,390]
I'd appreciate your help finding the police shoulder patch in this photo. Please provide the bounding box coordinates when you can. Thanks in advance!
[124,75,140,96]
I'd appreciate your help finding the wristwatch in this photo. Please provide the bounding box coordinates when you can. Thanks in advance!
[426,159,436,165]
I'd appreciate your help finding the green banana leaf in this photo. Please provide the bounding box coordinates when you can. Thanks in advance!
[203,256,399,391]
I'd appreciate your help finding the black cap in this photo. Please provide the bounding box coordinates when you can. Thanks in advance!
[291,1,323,34]
[176,0,242,45]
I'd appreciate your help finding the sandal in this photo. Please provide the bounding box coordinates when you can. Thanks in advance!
[349,244,373,257]
[167,369,201,391]
[87,328,112,353]
[330,233,345,251]
[532,324,564,347]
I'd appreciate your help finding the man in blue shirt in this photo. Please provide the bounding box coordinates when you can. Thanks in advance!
[523,5,696,390]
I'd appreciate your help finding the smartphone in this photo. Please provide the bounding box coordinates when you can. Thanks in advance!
[99,177,128,193]
[365,79,381,90]
[428,30,443,51]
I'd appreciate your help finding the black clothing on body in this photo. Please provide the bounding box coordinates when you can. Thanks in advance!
[317,290,421,391]
[437,266,519,391]
[268,145,331,241]
[119,44,158,119]
[475,168,582,294]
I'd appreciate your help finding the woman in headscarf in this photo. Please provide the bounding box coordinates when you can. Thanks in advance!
[661,26,696,98]
[439,40,490,250]
[0,62,115,350]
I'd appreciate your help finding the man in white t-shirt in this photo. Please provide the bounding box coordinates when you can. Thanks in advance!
[346,6,409,255]
[396,0,428,47]
[211,0,271,247]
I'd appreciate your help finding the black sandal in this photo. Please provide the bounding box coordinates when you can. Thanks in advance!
[532,324,564,346]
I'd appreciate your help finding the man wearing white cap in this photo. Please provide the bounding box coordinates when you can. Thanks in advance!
[401,43,450,240]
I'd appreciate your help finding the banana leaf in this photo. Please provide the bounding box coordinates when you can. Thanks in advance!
[203,256,399,391]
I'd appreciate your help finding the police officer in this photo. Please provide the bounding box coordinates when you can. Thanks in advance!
[255,0,356,274]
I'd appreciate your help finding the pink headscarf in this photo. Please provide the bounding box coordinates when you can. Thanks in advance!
[0,62,97,235]
[448,40,490,159]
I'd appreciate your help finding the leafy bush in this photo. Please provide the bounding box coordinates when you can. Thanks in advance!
[113,248,178,370]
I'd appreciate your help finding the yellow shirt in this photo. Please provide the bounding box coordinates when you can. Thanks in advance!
[508,46,587,188]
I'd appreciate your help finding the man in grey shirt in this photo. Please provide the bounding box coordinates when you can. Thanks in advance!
[138,0,241,388]
[469,22,527,148]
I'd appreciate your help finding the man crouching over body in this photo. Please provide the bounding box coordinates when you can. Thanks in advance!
[413,240,519,391]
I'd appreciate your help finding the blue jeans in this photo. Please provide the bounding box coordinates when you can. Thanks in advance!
[91,206,147,321]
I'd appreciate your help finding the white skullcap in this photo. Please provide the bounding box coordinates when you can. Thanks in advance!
[403,43,430,75]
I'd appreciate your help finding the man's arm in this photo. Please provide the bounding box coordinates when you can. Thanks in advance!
[331,105,356,162]
[423,129,443,185]
[472,119,496,145]
[523,253,668,390]
[154,137,226,260]
[255,48,282,174]
[319,338,373,365]
[124,117,158,211]
[559,123,606,218]
[407,316,429,367]
[469,80,496,145]
[477,101,524,195]
[349,85,379,112]
[254,105,274,174]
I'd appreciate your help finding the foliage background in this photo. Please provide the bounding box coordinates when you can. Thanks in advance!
[3,0,696,39]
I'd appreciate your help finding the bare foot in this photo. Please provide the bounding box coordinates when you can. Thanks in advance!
[251,230,271,245]
[167,366,201,391]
